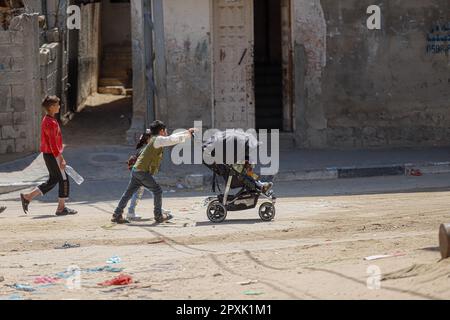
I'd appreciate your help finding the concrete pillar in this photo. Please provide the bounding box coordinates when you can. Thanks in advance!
[77,3,100,112]
[292,0,327,148]
[128,0,147,144]
[153,0,168,124]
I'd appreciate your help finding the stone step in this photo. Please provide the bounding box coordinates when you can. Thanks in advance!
[98,86,127,96]
[102,56,132,64]
[100,70,131,82]
[102,54,132,61]
[101,63,132,72]
[103,46,132,53]
[98,77,129,87]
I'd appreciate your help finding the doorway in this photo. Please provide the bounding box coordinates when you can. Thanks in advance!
[254,0,292,131]
[254,0,282,130]
[212,0,292,131]
[99,0,133,94]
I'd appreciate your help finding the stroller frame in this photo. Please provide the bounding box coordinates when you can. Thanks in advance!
[203,166,276,223]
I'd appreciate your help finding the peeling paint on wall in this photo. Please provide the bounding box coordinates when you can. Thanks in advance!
[292,0,328,146]
[163,0,212,129]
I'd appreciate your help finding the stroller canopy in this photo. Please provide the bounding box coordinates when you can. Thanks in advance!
[202,130,260,165]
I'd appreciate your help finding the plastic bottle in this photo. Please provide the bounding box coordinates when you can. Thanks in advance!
[65,165,84,185]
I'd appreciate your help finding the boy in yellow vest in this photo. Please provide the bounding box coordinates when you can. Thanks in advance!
[112,120,195,224]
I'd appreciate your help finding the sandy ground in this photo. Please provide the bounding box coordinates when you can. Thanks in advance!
[0,177,449,300]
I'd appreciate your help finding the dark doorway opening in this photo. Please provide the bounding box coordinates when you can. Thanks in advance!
[67,27,79,112]
[99,0,133,94]
[254,0,283,130]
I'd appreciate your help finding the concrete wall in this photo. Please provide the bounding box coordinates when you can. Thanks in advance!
[0,14,41,154]
[293,0,450,148]
[134,0,450,149]
[163,0,212,129]
[76,3,101,111]
[38,0,70,117]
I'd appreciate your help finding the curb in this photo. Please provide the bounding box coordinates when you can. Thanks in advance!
[179,161,450,187]
[274,161,450,183]
[2,162,450,195]
[0,182,41,195]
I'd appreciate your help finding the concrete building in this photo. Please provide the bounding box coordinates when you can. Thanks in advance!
[126,0,450,148]
[1,0,449,156]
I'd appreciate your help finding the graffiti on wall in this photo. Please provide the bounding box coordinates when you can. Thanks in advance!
[426,23,450,54]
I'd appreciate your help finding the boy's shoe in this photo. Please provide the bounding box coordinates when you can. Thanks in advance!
[56,207,78,216]
[111,214,130,224]
[155,212,174,224]
[20,194,30,215]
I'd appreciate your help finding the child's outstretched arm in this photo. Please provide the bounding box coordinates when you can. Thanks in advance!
[154,129,196,148]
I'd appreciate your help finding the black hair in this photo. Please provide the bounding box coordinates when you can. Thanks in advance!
[149,120,166,136]
[136,129,152,150]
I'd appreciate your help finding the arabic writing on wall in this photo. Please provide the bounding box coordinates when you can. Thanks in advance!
[426,22,450,54]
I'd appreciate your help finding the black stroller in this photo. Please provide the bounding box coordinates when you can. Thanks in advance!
[202,130,276,223]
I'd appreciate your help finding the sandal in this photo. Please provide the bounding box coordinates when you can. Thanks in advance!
[20,194,29,215]
[111,214,130,224]
[56,207,78,216]
[155,212,174,224]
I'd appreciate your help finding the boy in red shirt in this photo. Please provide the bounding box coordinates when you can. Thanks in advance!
[20,96,77,216]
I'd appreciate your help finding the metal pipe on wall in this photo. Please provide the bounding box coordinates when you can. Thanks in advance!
[143,0,155,127]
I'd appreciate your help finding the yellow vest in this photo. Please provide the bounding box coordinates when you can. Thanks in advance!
[134,137,164,175]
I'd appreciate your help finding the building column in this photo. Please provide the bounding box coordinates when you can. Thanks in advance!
[292,0,327,148]
[128,0,157,144]
[127,0,147,144]
[153,0,168,124]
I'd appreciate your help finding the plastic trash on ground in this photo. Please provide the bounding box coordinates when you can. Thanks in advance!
[98,274,133,286]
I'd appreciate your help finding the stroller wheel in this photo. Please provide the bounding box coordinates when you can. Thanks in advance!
[259,202,276,222]
[207,201,227,223]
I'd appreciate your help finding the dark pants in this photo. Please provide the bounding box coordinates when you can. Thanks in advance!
[114,169,162,217]
[38,153,70,198]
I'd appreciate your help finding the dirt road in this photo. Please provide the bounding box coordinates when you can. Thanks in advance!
[0,176,449,300]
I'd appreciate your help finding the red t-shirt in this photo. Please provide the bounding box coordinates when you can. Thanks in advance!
[40,115,63,158]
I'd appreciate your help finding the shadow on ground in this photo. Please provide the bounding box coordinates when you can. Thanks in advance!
[0,153,40,173]
[63,95,132,147]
